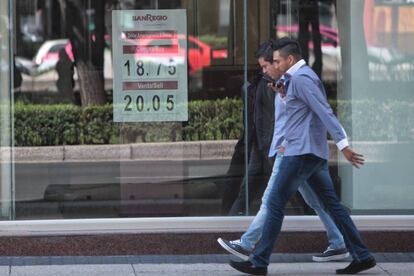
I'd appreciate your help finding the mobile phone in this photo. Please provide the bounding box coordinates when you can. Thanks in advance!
[262,74,277,85]
[262,74,283,89]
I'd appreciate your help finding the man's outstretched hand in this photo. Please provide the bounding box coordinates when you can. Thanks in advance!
[341,147,365,168]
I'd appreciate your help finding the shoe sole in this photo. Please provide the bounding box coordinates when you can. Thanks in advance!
[229,261,267,275]
[336,259,376,274]
[217,238,249,261]
[313,252,350,262]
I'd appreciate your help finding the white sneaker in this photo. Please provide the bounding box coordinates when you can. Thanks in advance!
[312,247,350,262]
[217,238,251,260]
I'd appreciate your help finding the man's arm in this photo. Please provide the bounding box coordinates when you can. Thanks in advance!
[293,74,364,168]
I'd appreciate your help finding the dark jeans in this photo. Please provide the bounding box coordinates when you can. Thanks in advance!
[228,143,273,216]
[251,154,372,267]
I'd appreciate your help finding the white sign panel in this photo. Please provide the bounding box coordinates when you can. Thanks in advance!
[112,10,188,122]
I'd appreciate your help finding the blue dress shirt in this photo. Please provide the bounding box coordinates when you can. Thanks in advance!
[268,94,286,158]
[280,60,348,160]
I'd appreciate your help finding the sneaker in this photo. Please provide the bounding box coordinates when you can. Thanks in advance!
[336,257,376,274]
[312,247,350,262]
[217,238,251,260]
[229,260,267,275]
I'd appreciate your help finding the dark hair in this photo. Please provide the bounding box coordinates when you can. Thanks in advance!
[255,39,277,63]
[271,37,302,59]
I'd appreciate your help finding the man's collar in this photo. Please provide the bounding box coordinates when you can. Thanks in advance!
[286,59,306,77]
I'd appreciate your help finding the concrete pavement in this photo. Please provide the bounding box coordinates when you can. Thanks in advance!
[5,263,414,276]
[0,253,412,275]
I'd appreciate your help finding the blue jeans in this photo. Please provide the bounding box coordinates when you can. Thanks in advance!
[250,155,372,267]
[240,154,345,251]
[298,182,345,250]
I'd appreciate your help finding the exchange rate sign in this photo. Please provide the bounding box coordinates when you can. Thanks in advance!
[112,10,188,122]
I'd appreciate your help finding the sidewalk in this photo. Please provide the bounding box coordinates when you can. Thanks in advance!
[0,253,412,275]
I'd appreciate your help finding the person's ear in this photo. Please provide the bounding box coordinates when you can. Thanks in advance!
[287,55,294,66]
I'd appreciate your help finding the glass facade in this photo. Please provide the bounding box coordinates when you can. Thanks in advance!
[0,0,413,220]
[337,0,414,214]
[0,0,13,220]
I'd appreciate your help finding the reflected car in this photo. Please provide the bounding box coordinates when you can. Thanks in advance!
[276,24,341,81]
[34,39,73,68]
[17,34,228,77]
[276,24,339,48]
[15,39,73,76]
[122,33,228,74]
[276,24,411,81]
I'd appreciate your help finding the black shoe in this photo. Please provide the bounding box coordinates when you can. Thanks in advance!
[217,238,251,260]
[312,247,350,262]
[229,260,267,275]
[336,257,376,274]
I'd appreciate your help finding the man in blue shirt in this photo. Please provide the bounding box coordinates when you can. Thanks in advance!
[218,39,349,263]
[229,38,376,275]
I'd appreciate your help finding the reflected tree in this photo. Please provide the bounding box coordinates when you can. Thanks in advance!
[298,0,323,78]
[66,0,106,105]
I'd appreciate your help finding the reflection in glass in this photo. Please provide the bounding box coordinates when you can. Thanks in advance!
[12,0,244,219]
[337,0,414,214]
[0,0,13,219]
[274,1,340,84]
[11,0,413,219]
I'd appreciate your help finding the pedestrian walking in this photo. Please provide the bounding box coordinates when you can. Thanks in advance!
[229,38,376,275]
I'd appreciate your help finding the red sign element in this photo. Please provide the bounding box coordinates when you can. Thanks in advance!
[123,45,179,54]
[123,81,178,90]
[124,30,177,39]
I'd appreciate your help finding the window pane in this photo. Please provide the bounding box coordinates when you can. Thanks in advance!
[13,0,246,219]
[338,0,414,214]
[12,0,413,220]
[0,0,13,219]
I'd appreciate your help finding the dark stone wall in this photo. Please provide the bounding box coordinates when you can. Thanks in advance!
[0,231,412,256]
